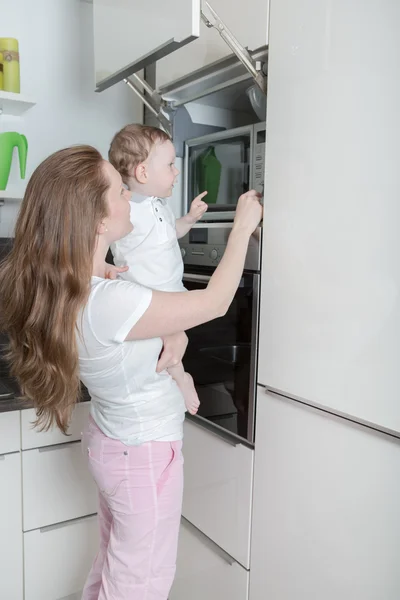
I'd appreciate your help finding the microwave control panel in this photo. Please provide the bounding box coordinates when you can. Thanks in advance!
[252,123,266,196]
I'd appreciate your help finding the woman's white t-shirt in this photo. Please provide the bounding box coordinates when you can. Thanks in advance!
[77,277,186,445]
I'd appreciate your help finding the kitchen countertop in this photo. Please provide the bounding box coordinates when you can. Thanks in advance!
[0,331,91,413]
[0,376,91,414]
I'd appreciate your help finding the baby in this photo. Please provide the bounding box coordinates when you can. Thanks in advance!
[108,124,208,415]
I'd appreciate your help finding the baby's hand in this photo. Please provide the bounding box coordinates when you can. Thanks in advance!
[188,191,208,223]
[105,263,129,280]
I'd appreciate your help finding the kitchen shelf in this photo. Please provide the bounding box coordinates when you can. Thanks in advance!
[0,91,36,116]
[0,191,24,201]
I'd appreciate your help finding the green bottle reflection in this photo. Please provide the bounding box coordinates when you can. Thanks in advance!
[0,132,28,191]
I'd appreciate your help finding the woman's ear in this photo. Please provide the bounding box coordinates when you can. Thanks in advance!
[97,221,108,235]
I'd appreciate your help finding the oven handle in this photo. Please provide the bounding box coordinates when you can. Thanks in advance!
[183,273,212,283]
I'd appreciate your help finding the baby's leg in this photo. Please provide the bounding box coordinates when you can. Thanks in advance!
[168,362,200,415]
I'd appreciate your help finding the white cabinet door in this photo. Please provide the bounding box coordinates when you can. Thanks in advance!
[0,410,20,454]
[257,0,400,434]
[157,0,270,88]
[21,401,90,450]
[170,517,249,600]
[24,514,99,600]
[93,0,200,90]
[0,452,23,600]
[182,418,253,568]
[22,441,97,531]
[250,387,400,600]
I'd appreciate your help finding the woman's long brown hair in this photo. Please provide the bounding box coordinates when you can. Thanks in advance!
[0,146,109,434]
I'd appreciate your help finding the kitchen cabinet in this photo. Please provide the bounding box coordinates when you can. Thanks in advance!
[0,452,23,600]
[170,517,249,600]
[182,418,254,568]
[257,0,400,434]
[21,401,90,450]
[93,0,200,90]
[250,387,400,600]
[0,409,20,454]
[24,514,99,600]
[157,0,270,88]
[22,439,97,531]
[93,0,269,91]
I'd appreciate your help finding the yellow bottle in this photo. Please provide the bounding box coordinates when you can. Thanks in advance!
[0,38,20,93]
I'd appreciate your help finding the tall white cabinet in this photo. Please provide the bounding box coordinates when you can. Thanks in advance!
[257,0,400,434]
[252,0,400,598]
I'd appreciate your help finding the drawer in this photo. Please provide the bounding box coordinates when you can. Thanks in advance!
[21,401,90,449]
[24,514,99,600]
[182,418,254,568]
[22,440,98,531]
[0,452,23,600]
[170,517,249,600]
[0,410,20,454]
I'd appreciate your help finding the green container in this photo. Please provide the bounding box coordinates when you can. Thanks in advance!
[0,132,28,190]
[0,38,20,93]
[196,146,221,205]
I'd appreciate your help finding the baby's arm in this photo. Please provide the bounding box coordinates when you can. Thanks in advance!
[175,191,208,239]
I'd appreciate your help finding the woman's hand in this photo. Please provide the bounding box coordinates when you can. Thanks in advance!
[156,332,188,373]
[232,189,263,235]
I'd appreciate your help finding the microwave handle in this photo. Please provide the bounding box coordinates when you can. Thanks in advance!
[182,273,212,283]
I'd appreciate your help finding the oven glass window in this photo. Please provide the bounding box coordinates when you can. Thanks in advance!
[182,273,257,442]
[187,135,251,210]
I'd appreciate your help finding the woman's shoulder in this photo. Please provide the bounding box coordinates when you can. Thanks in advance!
[89,276,150,302]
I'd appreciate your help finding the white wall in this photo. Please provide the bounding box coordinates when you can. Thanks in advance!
[0,0,142,236]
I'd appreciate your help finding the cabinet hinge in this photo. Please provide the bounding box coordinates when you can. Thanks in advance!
[200,1,267,95]
[124,73,174,137]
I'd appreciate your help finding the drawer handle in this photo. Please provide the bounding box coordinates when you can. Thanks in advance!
[39,513,97,534]
[38,440,81,453]
[0,451,18,460]
[181,516,235,566]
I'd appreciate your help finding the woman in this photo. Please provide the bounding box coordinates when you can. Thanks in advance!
[0,145,262,600]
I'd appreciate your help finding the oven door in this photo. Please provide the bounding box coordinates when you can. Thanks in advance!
[182,271,259,445]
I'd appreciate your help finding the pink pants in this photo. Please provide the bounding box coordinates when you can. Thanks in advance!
[81,417,183,600]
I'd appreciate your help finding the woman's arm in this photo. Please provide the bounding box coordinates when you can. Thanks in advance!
[125,191,262,341]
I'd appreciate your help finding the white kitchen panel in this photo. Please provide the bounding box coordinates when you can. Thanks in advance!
[250,388,400,600]
[258,0,400,433]
[21,401,90,450]
[0,452,23,600]
[182,418,254,568]
[24,514,99,600]
[93,0,200,89]
[170,517,249,600]
[22,441,97,531]
[157,0,270,88]
[0,410,20,454]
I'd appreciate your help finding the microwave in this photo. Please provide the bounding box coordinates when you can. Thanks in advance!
[184,122,266,222]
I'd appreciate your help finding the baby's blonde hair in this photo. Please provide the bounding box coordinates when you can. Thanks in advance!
[108,124,170,183]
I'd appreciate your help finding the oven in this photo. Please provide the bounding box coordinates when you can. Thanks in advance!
[180,224,261,446]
